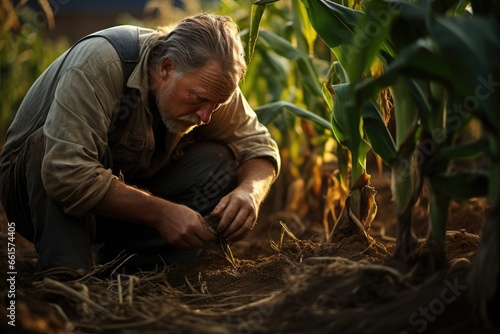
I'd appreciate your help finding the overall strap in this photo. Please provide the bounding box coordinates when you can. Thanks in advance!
[71,25,154,132]
[81,25,141,82]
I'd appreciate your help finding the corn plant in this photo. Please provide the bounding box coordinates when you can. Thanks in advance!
[250,0,498,320]
[1,1,68,143]
[331,0,498,322]
[236,0,344,228]
[293,0,488,261]
[244,0,383,242]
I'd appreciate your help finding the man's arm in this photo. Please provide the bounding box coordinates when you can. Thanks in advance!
[210,157,276,241]
[93,179,217,249]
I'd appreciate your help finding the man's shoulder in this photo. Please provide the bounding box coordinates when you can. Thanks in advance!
[66,27,155,78]
[65,37,119,66]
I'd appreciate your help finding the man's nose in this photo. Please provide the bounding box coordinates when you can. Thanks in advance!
[195,103,215,124]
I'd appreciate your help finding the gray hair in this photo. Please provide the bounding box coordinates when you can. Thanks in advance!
[149,13,247,91]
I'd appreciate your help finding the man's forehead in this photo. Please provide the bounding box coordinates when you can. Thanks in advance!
[198,62,237,91]
[189,77,236,102]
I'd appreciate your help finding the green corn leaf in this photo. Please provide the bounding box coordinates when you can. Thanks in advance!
[330,83,351,145]
[331,82,371,177]
[254,100,331,130]
[430,172,489,202]
[406,79,433,125]
[246,3,268,64]
[389,78,418,214]
[253,0,280,4]
[366,11,500,136]
[292,0,317,54]
[258,29,324,97]
[330,78,398,167]
[430,15,500,135]
[322,62,337,111]
[299,0,362,65]
[437,138,488,161]
[360,38,454,97]
[334,61,349,84]
[389,78,420,149]
[361,101,397,166]
[257,44,288,100]
[452,0,472,15]
[347,0,396,86]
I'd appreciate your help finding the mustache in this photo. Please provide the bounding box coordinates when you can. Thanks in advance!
[177,114,204,126]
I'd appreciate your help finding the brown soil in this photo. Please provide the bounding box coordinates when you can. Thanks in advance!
[0,173,497,334]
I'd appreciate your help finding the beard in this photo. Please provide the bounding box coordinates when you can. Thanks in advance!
[160,110,200,135]
[156,81,202,135]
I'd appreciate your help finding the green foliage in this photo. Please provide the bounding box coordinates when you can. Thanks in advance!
[300,0,362,65]
[286,0,499,317]
[326,2,500,301]
[257,0,498,273]
[0,5,69,143]
[242,1,330,116]
[241,0,345,218]
[255,100,331,130]
[347,0,498,203]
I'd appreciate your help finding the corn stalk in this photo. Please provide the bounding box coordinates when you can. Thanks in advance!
[340,0,498,323]
[243,0,339,227]
[246,0,392,242]
[213,0,499,322]
[294,0,398,243]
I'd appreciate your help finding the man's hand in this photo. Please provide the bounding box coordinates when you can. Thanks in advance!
[210,188,258,242]
[155,203,218,249]
[94,179,217,249]
[210,158,276,242]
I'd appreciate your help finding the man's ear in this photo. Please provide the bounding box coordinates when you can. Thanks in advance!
[159,58,175,81]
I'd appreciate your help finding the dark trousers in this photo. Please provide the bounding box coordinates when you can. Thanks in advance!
[0,128,237,271]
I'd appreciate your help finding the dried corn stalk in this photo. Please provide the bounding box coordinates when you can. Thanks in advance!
[203,215,237,268]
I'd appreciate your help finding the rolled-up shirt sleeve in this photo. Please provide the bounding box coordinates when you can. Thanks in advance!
[199,89,281,175]
[41,44,122,217]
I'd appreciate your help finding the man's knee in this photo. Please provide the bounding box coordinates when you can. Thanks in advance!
[187,142,238,212]
[135,141,239,213]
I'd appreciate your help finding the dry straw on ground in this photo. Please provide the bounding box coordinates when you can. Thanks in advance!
[0,215,498,333]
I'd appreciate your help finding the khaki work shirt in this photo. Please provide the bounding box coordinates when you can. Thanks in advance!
[0,27,280,217]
